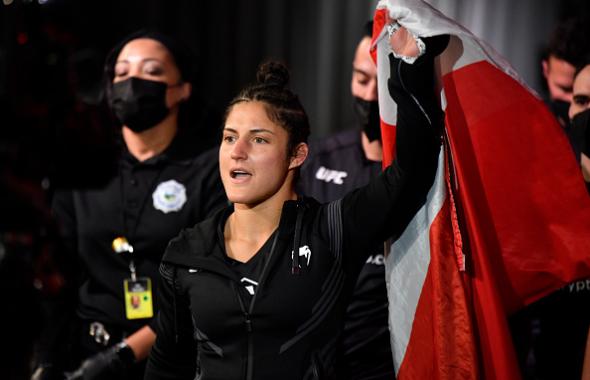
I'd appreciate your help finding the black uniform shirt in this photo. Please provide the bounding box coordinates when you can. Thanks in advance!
[297,129,394,380]
[297,130,382,203]
[52,139,227,333]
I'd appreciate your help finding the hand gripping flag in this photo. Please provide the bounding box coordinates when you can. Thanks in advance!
[373,1,590,379]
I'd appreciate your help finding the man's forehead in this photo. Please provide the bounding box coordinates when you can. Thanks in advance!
[548,55,576,76]
[574,66,590,92]
[353,38,376,74]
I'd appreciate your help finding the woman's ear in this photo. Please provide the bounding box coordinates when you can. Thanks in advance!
[181,82,192,102]
[289,142,309,170]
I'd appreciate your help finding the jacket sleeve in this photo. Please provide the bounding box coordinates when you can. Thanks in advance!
[145,263,198,380]
[323,38,447,274]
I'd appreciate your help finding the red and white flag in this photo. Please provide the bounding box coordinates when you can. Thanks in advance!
[373,1,590,379]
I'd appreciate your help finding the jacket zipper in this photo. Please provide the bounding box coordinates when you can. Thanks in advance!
[312,351,323,379]
[231,229,281,380]
[233,286,254,380]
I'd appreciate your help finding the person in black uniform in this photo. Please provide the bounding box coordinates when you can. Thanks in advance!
[31,31,226,380]
[145,24,449,380]
[297,22,394,380]
[509,58,590,380]
[568,60,590,187]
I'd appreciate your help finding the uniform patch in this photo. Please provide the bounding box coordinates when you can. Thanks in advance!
[152,179,187,213]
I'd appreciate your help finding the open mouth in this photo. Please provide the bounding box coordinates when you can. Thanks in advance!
[230,170,252,179]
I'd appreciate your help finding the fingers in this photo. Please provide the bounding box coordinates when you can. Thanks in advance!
[387,24,420,58]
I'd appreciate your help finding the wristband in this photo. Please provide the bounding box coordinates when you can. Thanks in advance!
[114,341,136,365]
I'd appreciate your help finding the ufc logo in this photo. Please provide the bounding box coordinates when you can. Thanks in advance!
[315,166,348,185]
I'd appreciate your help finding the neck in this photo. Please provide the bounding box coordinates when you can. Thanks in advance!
[361,131,383,162]
[225,174,297,262]
[123,113,178,162]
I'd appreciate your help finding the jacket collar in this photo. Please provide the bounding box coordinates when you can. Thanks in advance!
[161,200,304,278]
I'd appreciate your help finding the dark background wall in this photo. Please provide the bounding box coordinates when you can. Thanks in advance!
[0,0,588,269]
[0,0,589,234]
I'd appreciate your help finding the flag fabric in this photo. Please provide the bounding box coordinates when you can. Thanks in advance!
[373,1,590,379]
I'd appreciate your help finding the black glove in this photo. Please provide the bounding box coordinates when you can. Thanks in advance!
[64,342,135,380]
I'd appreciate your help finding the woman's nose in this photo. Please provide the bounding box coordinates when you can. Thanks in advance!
[230,138,248,160]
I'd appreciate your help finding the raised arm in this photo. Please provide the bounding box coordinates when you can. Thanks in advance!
[331,26,449,271]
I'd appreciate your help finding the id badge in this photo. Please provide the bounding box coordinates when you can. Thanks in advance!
[124,277,153,319]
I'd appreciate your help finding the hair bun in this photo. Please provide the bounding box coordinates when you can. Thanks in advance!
[256,61,290,88]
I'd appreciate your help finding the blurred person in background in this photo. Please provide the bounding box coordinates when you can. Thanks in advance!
[511,57,590,380]
[31,30,226,380]
[567,59,590,189]
[541,17,590,127]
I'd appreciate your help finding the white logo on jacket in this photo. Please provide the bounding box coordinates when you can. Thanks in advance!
[240,277,259,296]
[315,166,348,185]
[366,254,385,266]
[152,180,187,213]
[291,245,312,267]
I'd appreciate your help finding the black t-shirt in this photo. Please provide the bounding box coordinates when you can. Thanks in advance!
[225,230,277,308]
[297,129,394,380]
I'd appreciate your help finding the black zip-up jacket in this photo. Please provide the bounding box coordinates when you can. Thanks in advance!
[145,38,447,380]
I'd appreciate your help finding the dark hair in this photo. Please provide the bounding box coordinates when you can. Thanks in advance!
[225,61,310,157]
[363,21,374,39]
[545,18,590,67]
[103,30,195,100]
[574,55,590,79]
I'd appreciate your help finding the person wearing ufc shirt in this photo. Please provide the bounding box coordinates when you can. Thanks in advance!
[297,22,394,380]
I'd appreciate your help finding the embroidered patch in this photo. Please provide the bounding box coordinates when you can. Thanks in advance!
[291,245,312,267]
[152,179,187,213]
[240,277,259,296]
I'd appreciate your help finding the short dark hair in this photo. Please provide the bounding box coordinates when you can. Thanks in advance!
[225,61,310,157]
[545,17,590,67]
[363,21,374,39]
[574,55,590,79]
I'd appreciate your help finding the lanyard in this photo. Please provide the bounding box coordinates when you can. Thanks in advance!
[115,159,166,277]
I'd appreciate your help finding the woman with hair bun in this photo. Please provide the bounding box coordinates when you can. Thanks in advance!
[146,27,448,380]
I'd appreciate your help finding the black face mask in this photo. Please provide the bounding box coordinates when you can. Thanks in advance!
[570,108,590,160]
[353,97,381,141]
[549,99,571,129]
[109,77,169,132]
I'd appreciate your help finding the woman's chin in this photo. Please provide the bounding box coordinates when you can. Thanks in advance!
[227,193,258,206]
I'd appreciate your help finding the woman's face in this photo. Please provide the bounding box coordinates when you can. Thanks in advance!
[113,38,190,108]
[220,101,305,206]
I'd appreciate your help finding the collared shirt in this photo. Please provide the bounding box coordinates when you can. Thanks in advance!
[52,138,226,333]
